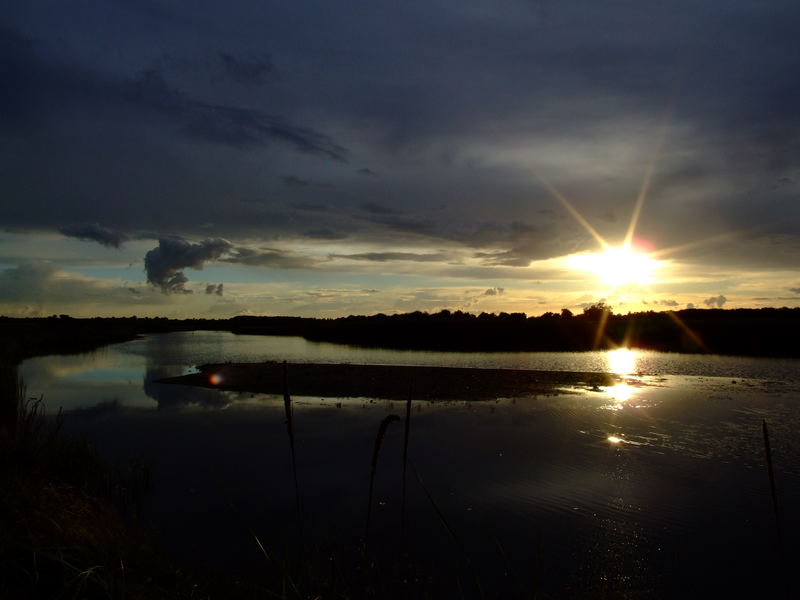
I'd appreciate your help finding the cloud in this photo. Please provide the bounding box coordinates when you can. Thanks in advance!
[468,221,586,266]
[790,287,800,295]
[59,223,129,248]
[331,252,449,262]
[484,287,505,296]
[224,247,316,269]
[357,168,377,176]
[0,31,348,161]
[687,303,696,309]
[703,294,728,308]
[0,261,168,315]
[205,283,224,296]
[282,175,312,187]
[219,52,273,85]
[281,175,330,187]
[295,202,329,212]
[359,202,401,216]
[653,299,679,307]
[303,228,347,240]
[305,288,379,299]
[144,237,232,294]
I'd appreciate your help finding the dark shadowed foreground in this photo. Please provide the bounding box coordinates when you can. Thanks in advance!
[159,362,619,400]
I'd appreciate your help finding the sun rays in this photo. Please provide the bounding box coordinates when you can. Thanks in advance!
[533,130,713,350]
[566,244,661,287]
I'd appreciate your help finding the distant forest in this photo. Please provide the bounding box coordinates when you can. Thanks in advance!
[2,305,800,362]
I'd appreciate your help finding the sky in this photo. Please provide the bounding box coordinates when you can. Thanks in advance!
[2,0,799,318]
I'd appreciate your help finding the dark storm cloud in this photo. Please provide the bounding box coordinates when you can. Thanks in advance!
[295,202,329,212]
[282,175,312,187]
[223,247,317,269]
[468,221,586,266]
[144,237,232,294]
[365,216,435,235]
[281,175,330,188]
[2,0,800,274]
[128,68,348,158]
[331,252,449,263]
[0,28,348,160]
[303,228,347,240]
[359,202,401,216]
[219,52,273,85]
[59,223,129,248]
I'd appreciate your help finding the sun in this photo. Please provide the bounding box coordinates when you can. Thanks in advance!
[567,243,661,287]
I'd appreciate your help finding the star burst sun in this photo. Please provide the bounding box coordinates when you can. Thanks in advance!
[567,243,662,287]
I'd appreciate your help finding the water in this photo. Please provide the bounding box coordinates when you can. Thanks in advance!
[19,332,800,597]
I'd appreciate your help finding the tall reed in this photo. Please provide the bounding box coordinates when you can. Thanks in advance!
[364,413,400,555]
[401,390,412,540]
[762,419,790,597]
[283,361,303,541]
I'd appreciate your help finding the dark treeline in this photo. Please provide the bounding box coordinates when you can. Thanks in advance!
[229,305,800,357]
[2,306,800,366]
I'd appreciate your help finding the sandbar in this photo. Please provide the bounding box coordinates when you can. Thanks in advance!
[158,362,619,401]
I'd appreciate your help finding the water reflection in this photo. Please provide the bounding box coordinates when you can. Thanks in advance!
[142,334,228,409]
[603,349,640,407]
[16,333,800,598]
[605,382,636,404]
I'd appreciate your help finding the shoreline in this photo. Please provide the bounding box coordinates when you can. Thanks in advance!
[158,361,621,401]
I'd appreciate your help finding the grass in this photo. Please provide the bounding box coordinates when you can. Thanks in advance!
[0,375,276,599]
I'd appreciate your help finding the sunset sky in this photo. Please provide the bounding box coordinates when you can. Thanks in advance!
[2,1,799,318]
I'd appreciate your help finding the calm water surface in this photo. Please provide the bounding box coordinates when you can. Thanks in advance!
[20,332,800,598]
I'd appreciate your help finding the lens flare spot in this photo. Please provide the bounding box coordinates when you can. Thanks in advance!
[209,373,223,385]
[607,435,623,444]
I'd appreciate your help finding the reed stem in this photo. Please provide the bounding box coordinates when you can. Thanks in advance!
[364,414,400,555]
[283,361,303,542]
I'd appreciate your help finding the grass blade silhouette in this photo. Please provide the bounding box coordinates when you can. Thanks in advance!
[412,462,485,600]
[216,480,301,599]
[401,389,412,540]
[762,419,791,597]
[283,361,303,541]
[364,414,400,555]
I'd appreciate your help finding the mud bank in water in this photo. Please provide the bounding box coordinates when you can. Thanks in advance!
[158,361,621,400]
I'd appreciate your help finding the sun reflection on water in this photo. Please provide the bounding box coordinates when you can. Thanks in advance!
[607,348,638,375]
[603,349,640,407]
[605,382,636,403]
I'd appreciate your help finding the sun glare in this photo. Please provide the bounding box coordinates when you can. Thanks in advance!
[607,348,638,375]
[567,244,661,287]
